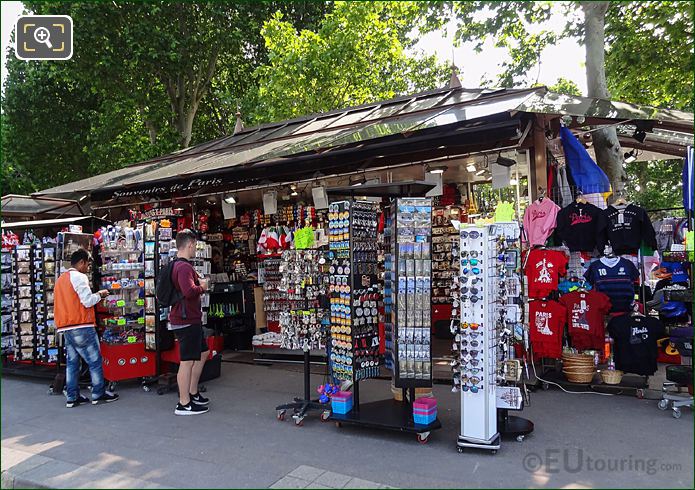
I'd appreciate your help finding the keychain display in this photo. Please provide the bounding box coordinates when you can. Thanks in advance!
[278,249,329,352]
[328,200,381,382]
[387,197,433,387]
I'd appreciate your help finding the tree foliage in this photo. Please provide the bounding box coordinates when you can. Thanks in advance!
[254,2,449,122]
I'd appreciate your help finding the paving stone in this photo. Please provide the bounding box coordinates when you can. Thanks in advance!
[0,447,51,474]
[304,484,330,489]
[343,477,380,489]
[288,465,325,482]
[315,471,352,489]
[269,475,309,489]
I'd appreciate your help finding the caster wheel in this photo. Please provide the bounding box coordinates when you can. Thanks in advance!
[321,411,331,422]
[658,399,669,411]
[542,383,549,391]
[491,450,498,455]
[157,388,166,396]
[516,435,525,442]
[636,389,645,399]
[457,447,464,454]
[294,417,304,427]
[277,410,286,421]
[335,422,342,428]
[108,382,117,392]
[672,408,682,419]
[416,433,429,444]
[142,385,151,392]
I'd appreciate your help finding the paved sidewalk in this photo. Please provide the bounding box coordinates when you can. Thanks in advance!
[2,362,693,488]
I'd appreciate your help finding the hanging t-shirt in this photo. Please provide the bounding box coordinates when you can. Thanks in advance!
[522,198,561,247]
[607,314,664,375]
[603,203,657,255]
[554,201,607,252]
[583,257,640,313]
[652,218,678,253]
[494,201,515,222]
[559,290,612,350]
[529,300,566,359]
[524,248,569,299]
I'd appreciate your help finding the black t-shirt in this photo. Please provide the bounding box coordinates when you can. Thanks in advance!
[554,202,607,252]
[603,204,657,254]
[607,314,664,375]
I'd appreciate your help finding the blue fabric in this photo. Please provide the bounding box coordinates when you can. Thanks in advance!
[560,126,611,193]
[64,327,105,401]
[684,146,694,212]
[661,261,689,283]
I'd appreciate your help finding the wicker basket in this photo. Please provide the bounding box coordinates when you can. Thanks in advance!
[563,366,596,384]
[600,369,624,385]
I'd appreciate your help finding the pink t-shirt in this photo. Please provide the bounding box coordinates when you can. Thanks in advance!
[523,198,560,247]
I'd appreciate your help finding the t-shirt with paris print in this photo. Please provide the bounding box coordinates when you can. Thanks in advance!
[559,290,612,350]
[529,300,566,359]
[524,248,569,299]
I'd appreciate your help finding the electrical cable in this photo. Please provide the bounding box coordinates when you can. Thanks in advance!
[530,358,615,396]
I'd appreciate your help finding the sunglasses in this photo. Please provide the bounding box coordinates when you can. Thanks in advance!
[461,267,481,275]
[461,295,480,303]
[461,251,479,258]
[461,231,481,239]
[461,322,480,330]
[461,339,482,348]
[461,259,480,267]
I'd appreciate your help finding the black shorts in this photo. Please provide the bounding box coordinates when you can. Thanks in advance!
[173,324,209,361]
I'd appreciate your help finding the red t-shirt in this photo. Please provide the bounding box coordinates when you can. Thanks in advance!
[524,249,569,299]
[529,300,566,359]
[559,290,611,350]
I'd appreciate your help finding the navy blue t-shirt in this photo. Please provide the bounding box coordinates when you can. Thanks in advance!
[584,257,640,312]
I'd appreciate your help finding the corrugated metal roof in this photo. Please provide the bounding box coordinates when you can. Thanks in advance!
[36,85,694,198]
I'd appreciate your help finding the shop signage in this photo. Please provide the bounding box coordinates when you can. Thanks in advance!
[110,177,225,199]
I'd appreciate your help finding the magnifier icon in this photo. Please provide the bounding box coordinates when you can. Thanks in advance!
[33,27,53,49]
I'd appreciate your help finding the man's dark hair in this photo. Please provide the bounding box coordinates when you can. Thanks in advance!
[176,229,197,250]
[70,248,91,266]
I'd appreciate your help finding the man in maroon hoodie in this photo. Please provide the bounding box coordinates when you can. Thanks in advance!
[169,229,210,415]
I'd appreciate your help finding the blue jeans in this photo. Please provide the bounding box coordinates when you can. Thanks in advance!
[63,327,105,401]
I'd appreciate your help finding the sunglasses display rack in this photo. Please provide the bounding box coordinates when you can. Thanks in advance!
[456,223,533,454]
[275,248,331,426]
[42,244,58,364]
[390,197,434,388]
[259,255,285,332]
[1,250,14,355]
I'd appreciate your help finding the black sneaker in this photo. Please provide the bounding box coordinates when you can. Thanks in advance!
[91,392,120,405]
[66,394,90,408]
[174,402,209,415]
[190,392,210,406]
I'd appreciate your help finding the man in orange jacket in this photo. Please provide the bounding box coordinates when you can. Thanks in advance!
[55,248,119,407]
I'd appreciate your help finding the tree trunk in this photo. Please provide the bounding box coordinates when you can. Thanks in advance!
[581,1,627,192]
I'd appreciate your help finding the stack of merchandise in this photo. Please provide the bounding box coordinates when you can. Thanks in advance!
[330,391,353,414]
[413,397,438,425]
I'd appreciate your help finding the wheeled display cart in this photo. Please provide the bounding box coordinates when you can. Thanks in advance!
[324,183,441,444]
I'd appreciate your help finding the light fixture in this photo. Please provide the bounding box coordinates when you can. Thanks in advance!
[495,152,517,168]
[426,165,447,174]
[475,168,486,176]
[633,129,647,143]
[510,177,518,186]
[223,194,236,204]
[350,175,366,186]
[466,163,477,173]
[289,184,298,197]
[624,149,637,164]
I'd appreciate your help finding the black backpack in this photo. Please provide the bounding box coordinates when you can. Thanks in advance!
[155,258,185,313]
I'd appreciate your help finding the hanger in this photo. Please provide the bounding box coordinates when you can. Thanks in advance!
[630,302,644,317]
[613,189,629,206]
[575,189,587,205]
[602,244,616,258]
[537,187,546,202]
